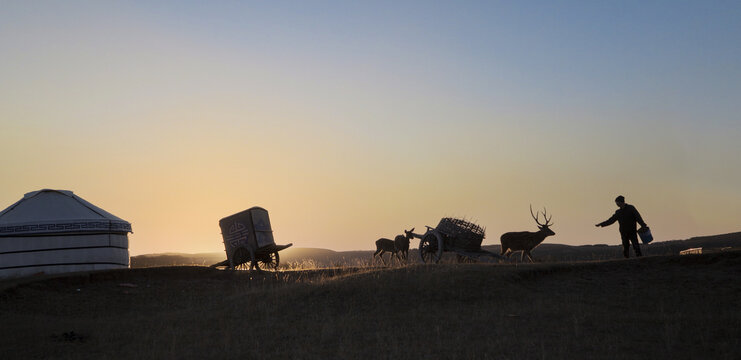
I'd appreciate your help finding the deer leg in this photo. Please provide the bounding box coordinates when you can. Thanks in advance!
[525,251,534,263]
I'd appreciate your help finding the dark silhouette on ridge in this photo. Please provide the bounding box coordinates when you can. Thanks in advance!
[596,195,648,258]
[500,205,556,262]
[373,228,414,265]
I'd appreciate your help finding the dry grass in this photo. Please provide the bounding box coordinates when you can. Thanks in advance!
[2,252,741,359]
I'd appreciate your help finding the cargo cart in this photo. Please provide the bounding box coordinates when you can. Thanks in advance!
[211,207,292,271]
[418,217,500,263]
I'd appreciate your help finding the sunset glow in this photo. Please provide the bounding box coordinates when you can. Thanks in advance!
[1,1,739,255]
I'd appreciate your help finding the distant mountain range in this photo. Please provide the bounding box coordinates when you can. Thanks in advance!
[130,231,741,268]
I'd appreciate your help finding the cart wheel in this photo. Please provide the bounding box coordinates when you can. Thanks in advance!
[258,251,280,271]
[419,233,443,264]
[231,247,251,270]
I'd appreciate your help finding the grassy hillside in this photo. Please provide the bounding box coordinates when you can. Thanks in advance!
[3,251,740,359]
[130,247,371,268]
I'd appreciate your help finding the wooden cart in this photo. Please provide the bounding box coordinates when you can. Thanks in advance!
[418,217,500,263]
[211,207,292,271]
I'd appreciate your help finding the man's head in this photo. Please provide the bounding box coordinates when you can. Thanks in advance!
[615,195,626,208]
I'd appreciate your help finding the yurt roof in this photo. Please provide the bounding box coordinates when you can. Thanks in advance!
[0,189,131,236]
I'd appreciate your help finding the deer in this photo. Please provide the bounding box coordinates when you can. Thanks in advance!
[500,205,555,262]
[373,228,415,265]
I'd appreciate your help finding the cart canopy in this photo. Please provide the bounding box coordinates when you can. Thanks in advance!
[219,207,275,259]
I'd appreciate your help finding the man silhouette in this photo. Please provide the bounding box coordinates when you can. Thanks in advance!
[596,195,648,258]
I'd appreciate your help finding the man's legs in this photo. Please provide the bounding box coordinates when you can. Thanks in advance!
[621,234,630,258]
[629,232,642,257]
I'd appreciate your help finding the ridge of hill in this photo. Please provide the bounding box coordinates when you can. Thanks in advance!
[130,231,741,268]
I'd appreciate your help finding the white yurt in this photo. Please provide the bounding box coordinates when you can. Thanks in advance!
[0,189,131,279]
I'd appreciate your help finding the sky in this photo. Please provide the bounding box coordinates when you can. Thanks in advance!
[1,1,740,255]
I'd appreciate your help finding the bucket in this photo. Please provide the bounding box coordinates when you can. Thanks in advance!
[638,227,653,244]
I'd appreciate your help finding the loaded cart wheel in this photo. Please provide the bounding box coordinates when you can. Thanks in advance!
[419,232,443,264]
[257,251,280,271]
[231,247,252,270]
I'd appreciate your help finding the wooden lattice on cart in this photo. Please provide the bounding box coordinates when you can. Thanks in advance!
[418,217,498,263]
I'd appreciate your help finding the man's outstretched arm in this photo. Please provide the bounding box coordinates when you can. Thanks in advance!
[596,213,618,227]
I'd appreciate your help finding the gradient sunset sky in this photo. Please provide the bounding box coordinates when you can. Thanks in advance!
[1,1,740,255]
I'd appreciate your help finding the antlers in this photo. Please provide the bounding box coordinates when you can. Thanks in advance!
[530,204,553,227]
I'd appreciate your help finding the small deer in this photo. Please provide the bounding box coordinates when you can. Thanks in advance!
[500,205,555,262]
[373,228,415,265]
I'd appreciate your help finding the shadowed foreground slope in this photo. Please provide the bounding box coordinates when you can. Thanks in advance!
[2,252,740,359]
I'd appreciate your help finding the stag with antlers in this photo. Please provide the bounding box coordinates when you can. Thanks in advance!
[500,205,555,262]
